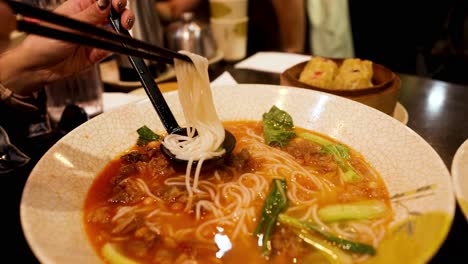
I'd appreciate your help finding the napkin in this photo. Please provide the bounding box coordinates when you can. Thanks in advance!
[211,71,238,86]
[234,52,311,74]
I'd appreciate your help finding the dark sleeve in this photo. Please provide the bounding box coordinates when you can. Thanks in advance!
[0,86,54,166]
[0,126,30,174]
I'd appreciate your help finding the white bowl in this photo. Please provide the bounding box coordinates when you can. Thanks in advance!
[21,84,455,263]
[452,139,468,221]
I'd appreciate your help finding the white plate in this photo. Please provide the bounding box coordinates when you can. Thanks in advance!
[451,139,468,221]
[99,50,224,92]
[21,84,454,263]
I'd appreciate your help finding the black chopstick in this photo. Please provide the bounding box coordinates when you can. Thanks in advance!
[16,19,178,64]
[6,0,192,64]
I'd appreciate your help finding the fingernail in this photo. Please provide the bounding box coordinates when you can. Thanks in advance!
[97,0,110,10]
[126,17,134,28]
[117,1,124,11]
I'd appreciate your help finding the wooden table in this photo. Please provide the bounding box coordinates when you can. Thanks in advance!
[6,61,468,263]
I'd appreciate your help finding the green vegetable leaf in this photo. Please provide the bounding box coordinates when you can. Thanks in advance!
[254,179,288,256]
[321,144,360,182]
[300,132,361,182]
[262,106,296,146]
[318,200,388,223]
[278,214,376,255]
[300,132,333,146]
[294,229,354,264]
[321,144,350,161]
[136,125,160,146]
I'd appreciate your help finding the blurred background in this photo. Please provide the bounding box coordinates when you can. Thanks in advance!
[152,0,468,86]
[14,0,466,85]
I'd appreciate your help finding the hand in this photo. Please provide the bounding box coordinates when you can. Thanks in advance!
[0,1,15,51]
[0,0,135,95]
[21,0,134,82]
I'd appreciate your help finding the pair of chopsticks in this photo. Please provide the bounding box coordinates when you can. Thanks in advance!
[5,0,191,65]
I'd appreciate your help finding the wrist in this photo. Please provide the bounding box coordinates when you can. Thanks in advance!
[0,44,48,95]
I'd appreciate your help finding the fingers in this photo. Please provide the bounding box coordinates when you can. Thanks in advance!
[76,0,134,30]
[53,0,134,30]
[111,0,134,30]
[88,48,112,64]
[63,0,110,25]
[120,8,135,30]
[96,0,111,10]
[112,0,127,13]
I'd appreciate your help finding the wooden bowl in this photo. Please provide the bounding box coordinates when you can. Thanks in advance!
[280,59,400,115]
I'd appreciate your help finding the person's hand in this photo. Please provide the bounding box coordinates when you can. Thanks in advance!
[0,2,15,51]
[21,0,135,82]
[0,0,134,95]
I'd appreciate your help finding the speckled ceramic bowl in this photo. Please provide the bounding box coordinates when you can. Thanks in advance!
[452,139,468,221]
[21,84,454,264]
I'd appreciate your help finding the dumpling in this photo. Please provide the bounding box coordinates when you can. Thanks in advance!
[332,58,373,89]
[299,56,338,89]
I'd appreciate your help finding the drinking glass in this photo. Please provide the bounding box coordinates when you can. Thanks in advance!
[32,0,105,123]
[44,65,104,123]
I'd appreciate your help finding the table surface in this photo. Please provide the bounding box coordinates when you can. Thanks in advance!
[7,61,468,262]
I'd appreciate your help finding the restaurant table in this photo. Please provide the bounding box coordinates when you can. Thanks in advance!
[6,60,468,263]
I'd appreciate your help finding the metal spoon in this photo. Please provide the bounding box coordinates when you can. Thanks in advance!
[108,9,236,165]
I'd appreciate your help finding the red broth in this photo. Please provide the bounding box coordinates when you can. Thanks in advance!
[84,121,392,263]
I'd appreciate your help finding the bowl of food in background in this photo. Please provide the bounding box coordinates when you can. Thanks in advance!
[280,56,399,116]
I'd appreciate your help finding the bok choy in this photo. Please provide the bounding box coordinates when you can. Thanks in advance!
[300,132,361,182]
[293,229,353,264]
[262,106,296,146]
[277,214,376,255]
[318,200,389,222]
[136,125,160,146]
[254,178,288,256]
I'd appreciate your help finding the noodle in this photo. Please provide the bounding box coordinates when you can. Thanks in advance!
[163,51,226,209]
[85,121,393,264]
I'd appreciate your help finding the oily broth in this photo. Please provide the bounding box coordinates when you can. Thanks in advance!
[83,121,392,264]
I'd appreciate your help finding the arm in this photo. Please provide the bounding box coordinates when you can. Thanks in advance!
[0,0,134,95]
[272,0,305,53]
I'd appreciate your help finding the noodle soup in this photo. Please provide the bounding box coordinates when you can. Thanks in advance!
[84,120,393,264]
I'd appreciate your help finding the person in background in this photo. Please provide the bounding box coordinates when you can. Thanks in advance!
[247,0,305,55]
[306,0,353,58]
[0,0,134,173]
[305,0,464,84]
[270,0,305,54]
[155,0,306,55]
[349,1,455,77]
[155,0,210,23]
